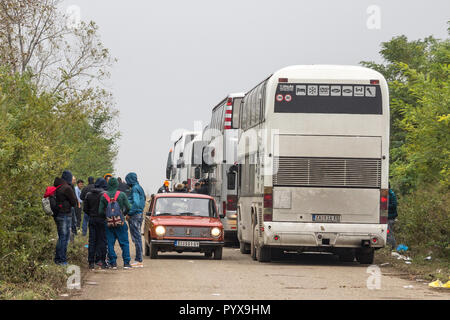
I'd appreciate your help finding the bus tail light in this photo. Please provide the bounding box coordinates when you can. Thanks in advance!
[278,78,288,83]
[380,189,388,224]
[224,98,233,130]
[263,187,273,221]
[226,195,237,211]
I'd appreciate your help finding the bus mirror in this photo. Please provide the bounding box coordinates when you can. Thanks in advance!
[195,167,201,179]
[227,172,236,190]
[166,167,172,180]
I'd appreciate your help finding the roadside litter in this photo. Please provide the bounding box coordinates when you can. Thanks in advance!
[424,256,432,261]
[428,278,450,289]
[396,244,409,253]
[403,285,414,289]
[391,251,412,264]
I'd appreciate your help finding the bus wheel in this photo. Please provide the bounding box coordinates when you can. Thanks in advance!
[257,245,271,263]
[204,251,213,258]
[240,241,250,254]
[149,242,158,259]
[356,248,374,264]
[250,225,257,261]
[271,248,284,260]
[338,249,355,262]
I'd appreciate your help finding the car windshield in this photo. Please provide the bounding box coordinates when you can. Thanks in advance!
[154,197,216,217]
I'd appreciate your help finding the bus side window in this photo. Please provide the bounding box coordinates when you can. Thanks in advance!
[232,98,242,129]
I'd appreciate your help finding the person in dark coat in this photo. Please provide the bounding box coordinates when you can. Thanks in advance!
[387,185,398,249]
[80,176,95,236]
[53,171,77,265]
[84,178,108,269]
[190,182,202,193]
[157,181,170,193]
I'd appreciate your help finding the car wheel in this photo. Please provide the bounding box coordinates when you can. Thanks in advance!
[204,251,213,258]
[144,242,150,257]
[338,249,355,262]
[239,241,251,254]
[213,247,223,260]
[356,248,374,264]
[149,242,158,259]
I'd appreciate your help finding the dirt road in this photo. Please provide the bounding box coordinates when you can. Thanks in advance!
[72,241,449,300]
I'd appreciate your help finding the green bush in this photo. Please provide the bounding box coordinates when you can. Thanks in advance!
[396,185,449,258]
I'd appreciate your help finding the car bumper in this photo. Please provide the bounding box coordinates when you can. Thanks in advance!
[151,239,224,252]
[262,222,387,249]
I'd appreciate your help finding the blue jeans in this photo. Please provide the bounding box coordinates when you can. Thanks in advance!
[105,223,131,266]
[54,215,72,264]
[71,207,77,235]
[82,213,89,236]
[128,214,143,262]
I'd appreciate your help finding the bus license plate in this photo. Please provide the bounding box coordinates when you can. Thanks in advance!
[312,214,341,223]
[175,241,200,248]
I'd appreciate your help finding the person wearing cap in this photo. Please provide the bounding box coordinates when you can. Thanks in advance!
[104,173,112,183]
[158,181,170,193]
[174,183,185,192]
[191,182,202,193]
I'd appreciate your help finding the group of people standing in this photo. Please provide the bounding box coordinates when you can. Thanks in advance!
[157,178,210,195]
[52,170,146,269]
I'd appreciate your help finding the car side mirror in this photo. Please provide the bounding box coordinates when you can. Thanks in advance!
[194,166,201,179]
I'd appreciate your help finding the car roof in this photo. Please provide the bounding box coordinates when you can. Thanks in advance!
[154,193,214,200]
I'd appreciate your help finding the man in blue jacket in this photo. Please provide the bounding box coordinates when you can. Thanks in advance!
[125,172,146,267]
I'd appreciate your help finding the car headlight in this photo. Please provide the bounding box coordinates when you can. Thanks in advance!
[155,225,166,237]
[211,227,221,238]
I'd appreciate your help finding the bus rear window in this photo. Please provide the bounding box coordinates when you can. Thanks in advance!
[274,83,382,115]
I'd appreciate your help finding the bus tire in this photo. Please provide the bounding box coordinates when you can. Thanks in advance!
[213,247,223,260]
[240,241,250,254]
[338,249,355,262]
[149,242,158,259]
[257,245,271,263]
[205,251,213,258]
[356,248,374,264]
[250,225,257,261]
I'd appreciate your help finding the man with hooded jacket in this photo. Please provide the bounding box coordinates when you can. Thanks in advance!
[53,170,77,265]
[98,177,132,269]
[84,178,108,269]
[125,172,146,268]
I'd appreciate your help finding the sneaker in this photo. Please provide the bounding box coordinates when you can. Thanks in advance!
[108,263,118,270]
[130,261,143,268]
[89,263,95,270]
[123,263,133,269]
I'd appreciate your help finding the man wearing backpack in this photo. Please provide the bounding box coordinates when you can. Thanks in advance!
[98,177,132,269]
[53,170,78,265]
[84,178,108,270]
[125,172,147,268]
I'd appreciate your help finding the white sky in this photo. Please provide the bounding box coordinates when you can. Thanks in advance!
[61,0,449,194]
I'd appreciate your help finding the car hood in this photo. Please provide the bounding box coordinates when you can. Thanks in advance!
[151,215,222,227]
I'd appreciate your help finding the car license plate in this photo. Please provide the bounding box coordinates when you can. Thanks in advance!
[312,214,341,223]
[175,240,200,248]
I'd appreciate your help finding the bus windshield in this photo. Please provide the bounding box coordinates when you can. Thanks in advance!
[274,83,382,115]
[154,197,216,217]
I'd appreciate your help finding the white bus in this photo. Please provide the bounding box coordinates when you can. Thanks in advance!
[236,65,389,264]
[168,131,201,190]
[203,93,245,243]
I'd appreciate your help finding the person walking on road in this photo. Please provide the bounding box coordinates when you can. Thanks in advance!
[53,170,78,265]
[158,181,170,193]
[80,176,95,236]
[84,178,108,270]
[191,182,201,193]
[125,172,147,268]
[99,177,132,269]
[387,185,398,249]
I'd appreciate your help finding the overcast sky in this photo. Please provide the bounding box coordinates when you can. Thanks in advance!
[60,0,449,194]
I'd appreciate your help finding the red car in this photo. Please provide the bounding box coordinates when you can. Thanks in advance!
[144,193,224,259]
